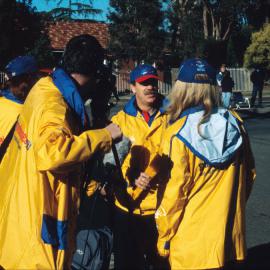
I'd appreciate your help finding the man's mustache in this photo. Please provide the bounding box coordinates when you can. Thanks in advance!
[143,90,157,95]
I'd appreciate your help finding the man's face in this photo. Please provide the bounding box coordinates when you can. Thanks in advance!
[72,73,96,101]
[131,78,158,107]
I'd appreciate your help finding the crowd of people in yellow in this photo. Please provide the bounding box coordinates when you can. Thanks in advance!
[0,34,255,270]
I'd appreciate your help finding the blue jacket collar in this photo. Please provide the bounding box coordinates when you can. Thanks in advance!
[52,68,89,129]
[123,94,167,117]
[1,89,23,104]
[180,105,204,118]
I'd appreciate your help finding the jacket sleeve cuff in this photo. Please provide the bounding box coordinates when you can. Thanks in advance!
[157,239,170,258]
[85,128,112,154]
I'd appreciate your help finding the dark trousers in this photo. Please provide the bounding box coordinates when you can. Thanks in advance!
[113,207,169,270]
[251,85,263,106]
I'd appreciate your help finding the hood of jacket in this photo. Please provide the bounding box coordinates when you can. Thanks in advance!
[176,106,243,166]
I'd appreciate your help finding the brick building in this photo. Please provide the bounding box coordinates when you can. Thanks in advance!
[47,20,109,55]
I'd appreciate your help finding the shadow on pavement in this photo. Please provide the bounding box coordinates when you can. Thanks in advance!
[239,110,270,120]
[245,242,270,270]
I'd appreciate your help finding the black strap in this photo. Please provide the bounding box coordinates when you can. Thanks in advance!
[0,121,17,162]
[111,143,134,212]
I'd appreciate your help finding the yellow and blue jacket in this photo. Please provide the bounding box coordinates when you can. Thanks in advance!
[155,106,255,269]
[0,89,22,146]
[0,68,112,269]
[111,95,168,215]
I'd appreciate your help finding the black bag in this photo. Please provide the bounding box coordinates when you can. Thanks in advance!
[72,226,113,270]
[72,153,114,270]
[72,143,126,270]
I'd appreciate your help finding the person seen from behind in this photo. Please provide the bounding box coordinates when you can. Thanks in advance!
[250,66,265,107]
[0,34,122,269]
[0,55,38,147]
[155,58,256,270]
[221,70,234,108]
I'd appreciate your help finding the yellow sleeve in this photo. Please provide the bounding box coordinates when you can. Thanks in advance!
[35,113,112,172]
[155,134,192,257]
[230,111,256,198]
[241,124,256,200]
[111,113,120,126]
[86,180,100,197]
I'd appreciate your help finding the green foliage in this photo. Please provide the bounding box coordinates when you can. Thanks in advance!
[246,0,270,30]
[0,0,16,68]
[108,0,166,63]
[198,38,227,69]
[244,23,270,70]
[227,26,252,67]
[166,0,267,67]
[0,0,54,68]
[226,38,238,67]
[48,0,101,20]
[167,1,204,61]
[27,27,56,68]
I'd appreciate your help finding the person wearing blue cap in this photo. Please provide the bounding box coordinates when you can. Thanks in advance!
[155,58,255,269]
[111,64,169,270]
[0,55,39,148]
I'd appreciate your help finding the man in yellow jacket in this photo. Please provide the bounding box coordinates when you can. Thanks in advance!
[155,58,256,269]
[0,35,122,269]
[111,64,169,270]
[0,55,38,148]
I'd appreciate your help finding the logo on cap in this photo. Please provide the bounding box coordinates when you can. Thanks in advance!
[130,64,159,83]
[5,55,38,78]
[177,58,216,85]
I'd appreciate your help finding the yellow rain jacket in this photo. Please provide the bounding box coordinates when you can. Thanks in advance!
[0,90,22,146]
[111,95,168,215]
[0,69,112,269]
[155,107,255,269]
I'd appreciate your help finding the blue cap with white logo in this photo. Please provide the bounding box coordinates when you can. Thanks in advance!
[5,56,38,78]
[130,64,159,83]
[177,58,216,85]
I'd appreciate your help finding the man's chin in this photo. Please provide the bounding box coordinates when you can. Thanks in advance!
[145,95,157,104]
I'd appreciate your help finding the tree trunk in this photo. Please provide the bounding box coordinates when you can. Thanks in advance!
[210,9,215,38]
[222,22,232,40]
[203,4,208,39]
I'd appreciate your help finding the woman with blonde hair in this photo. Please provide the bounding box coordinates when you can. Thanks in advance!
[155,58,255,270]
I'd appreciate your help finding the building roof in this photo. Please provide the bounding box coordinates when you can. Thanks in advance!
[47,20,109,51]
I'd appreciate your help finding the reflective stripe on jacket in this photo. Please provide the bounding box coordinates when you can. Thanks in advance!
[155,107,255,269]
[111,95,168,215]
[0,76,112,269]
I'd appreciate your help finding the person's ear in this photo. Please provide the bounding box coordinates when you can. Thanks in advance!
[130,83,136,94]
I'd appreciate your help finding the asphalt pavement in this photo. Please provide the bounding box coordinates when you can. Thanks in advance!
[239,110,270,269]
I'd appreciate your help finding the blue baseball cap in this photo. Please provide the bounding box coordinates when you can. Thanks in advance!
[130,64,159,83]
[177,58,216,85]
[5,56,38,78]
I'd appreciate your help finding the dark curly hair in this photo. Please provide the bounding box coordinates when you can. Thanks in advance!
[60,34,104,76]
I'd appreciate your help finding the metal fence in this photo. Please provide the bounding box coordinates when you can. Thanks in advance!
[0,71,6,87]
[0,68,252,93]
[116,68,252,95]
[227,68,252,92]
[115,72,130,94]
